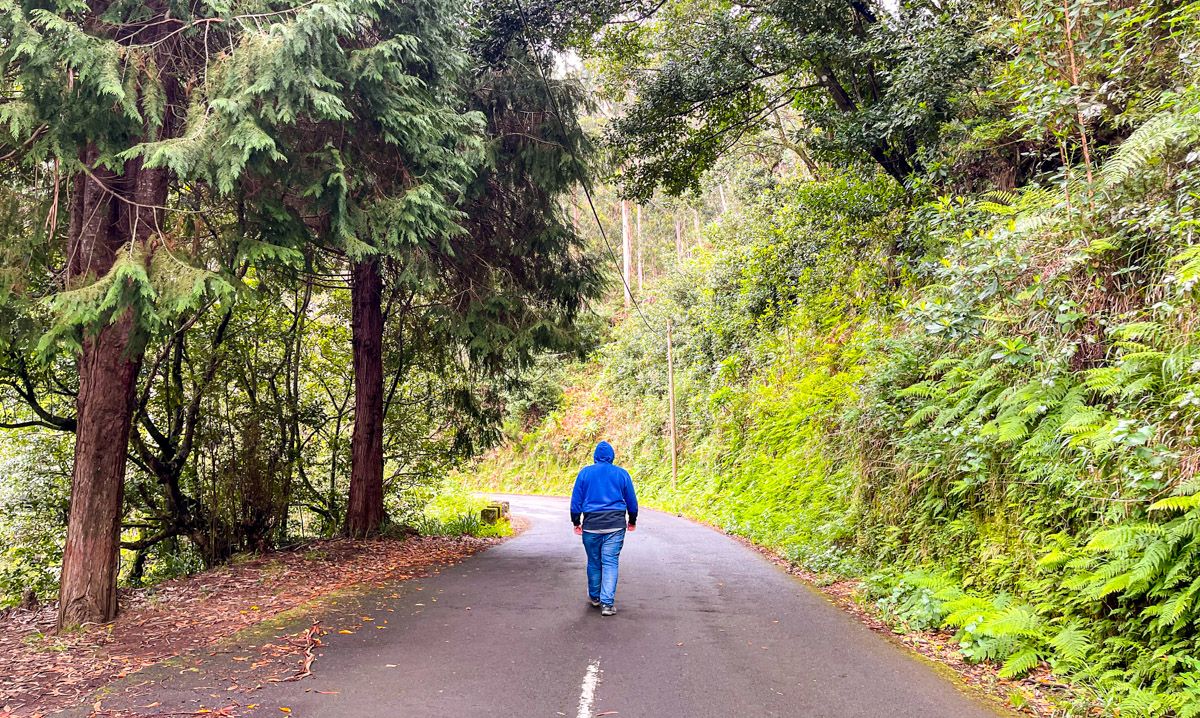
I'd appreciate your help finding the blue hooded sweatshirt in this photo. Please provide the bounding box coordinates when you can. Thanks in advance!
[570,441,638,532]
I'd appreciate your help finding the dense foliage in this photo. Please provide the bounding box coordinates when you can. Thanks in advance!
[469,0,1200,714]
[0,0,602,617]
[5,0,1200,711]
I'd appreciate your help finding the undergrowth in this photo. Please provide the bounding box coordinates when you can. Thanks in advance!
[410,483,512,538]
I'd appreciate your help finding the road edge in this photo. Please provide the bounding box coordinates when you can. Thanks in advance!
[482,491,1074,717]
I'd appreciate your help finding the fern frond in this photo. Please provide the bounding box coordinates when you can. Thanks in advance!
[1150,495,1200,513]
[1048,622,1092,662]
[999,646,1042,678]
[1101,110,1200,189]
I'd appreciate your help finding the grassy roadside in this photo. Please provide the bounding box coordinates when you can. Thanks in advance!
[458,359,1094,717]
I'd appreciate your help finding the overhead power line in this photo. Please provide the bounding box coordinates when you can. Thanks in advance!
[509,0,659,337]
[509,2,680,488]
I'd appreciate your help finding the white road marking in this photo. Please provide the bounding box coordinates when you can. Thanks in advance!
[576,659,601,718]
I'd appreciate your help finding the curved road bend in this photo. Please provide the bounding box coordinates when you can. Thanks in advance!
[103,495,1009,718]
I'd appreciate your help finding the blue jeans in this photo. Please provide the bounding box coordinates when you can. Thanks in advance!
[582,529,626,606]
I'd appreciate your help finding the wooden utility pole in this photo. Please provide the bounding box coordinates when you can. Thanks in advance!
[667,319,678,490]
[636,204,644,291]
[620,200,633,306]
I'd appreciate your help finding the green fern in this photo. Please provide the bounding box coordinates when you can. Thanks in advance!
[1048,622,1092,662]
[999,646,1042,678]
[1101,109,1200,190]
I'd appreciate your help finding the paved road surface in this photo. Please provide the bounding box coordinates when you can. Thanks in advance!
[94,495,1007,718]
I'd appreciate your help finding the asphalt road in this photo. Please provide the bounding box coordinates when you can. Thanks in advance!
[95,495,1008,718]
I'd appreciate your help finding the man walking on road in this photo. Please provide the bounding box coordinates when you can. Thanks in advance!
[570,441,638,616]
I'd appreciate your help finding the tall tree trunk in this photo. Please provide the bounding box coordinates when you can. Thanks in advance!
[674,218,684,263]
[620,201,633,306]
[56,6,178,629]
[59,315,140,627]
[58,148,165,629]
[347,257,385,538]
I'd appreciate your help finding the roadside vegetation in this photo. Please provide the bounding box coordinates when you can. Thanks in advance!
[412,483,513,538]
[4,0,1200,715]
[467,1,1200,715]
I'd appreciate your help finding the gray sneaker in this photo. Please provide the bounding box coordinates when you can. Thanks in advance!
[589,598,601,608]
[601,604,616,616]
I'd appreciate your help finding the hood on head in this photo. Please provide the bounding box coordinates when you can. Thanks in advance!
[593,441,615,464]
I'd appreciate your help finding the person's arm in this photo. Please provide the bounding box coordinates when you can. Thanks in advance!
[570,471,586,529]
[624,471,639,528]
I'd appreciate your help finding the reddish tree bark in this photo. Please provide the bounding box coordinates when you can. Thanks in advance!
[53,3,179,630]
[58,315,141,627]
[347,257,386,538]
[57,146,168,629]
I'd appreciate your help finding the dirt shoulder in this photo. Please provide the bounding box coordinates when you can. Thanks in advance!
[0,535,505,718]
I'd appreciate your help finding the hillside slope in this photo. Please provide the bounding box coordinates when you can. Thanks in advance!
[467,87,1200,714]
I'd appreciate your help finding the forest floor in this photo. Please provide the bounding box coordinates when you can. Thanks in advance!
[0,534,509,718]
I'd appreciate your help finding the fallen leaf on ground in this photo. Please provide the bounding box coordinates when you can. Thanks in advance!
[0,535,503,717]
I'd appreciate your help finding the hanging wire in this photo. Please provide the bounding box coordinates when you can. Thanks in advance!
[509,0,661,337]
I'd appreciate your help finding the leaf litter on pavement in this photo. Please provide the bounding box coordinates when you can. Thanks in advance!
[0,535,501,718]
